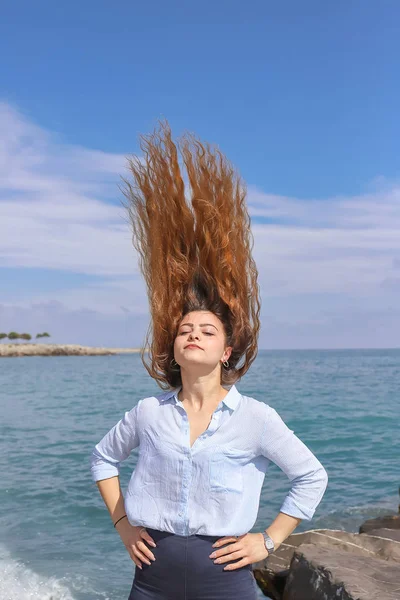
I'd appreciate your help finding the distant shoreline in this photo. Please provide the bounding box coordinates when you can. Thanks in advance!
[0,343,143,357]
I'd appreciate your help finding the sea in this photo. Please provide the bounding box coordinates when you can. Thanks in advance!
[0,349,399,600]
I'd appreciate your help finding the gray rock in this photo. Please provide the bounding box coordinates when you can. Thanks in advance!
[253,528,400,599]
[282,544,400,600]
[0,343,142,357]
[361,528,400,542]
[359,514,400,534]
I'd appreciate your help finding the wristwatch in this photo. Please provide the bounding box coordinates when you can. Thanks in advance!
[261,532,275,555]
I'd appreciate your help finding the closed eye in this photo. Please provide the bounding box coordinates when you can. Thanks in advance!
[178,332,214,336]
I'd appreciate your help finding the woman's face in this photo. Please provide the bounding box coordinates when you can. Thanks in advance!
[173,310,232,373]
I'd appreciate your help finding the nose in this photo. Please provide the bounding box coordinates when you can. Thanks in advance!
[188,331,200,341]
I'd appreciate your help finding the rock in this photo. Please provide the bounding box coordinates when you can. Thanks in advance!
[359,514,400,534]
[253,528,400,599]
[282,544,400,600]
[0,343,143,357]
[252,567,288,600]
[254,528,400,570]
[361,528,400,542]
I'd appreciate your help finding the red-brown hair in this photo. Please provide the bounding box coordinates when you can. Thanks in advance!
[121,121,261,390]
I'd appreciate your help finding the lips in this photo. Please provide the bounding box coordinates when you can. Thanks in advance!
[184,344,202,350]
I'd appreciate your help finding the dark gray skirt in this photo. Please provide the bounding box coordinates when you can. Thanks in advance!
[128,527,258,600]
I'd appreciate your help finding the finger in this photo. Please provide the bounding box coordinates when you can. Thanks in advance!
[128,548,142,569]
[137,540,156,561]
[133,546,152,566]
[211,541,241,559]
[140,529,157,548]
[223,557,249,571]
[214,550,243,564]
[212,536,238,548]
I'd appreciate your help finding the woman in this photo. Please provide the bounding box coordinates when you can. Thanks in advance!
[90,122,328,600]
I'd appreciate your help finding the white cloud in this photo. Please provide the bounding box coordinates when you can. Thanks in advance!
[0,102,399,348]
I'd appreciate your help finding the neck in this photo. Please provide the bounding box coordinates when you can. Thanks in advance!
[177,373,228,412]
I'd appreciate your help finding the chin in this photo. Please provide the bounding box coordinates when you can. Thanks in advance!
[182,360,214,372]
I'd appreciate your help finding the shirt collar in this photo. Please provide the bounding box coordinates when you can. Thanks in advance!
[159,384,241,411]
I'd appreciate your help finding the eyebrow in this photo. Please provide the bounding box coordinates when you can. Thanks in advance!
[179,323,218,330]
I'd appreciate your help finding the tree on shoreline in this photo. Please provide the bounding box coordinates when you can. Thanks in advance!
[0,332,51,343]
[36,332,51,340]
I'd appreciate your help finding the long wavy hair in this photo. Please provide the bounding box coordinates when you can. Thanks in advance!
[121,121,261,390]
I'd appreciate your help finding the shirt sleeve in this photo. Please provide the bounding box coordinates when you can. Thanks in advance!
[258,405,328,520]
[90,400,142,483]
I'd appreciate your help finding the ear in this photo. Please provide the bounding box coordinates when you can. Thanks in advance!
[223,346,233,362]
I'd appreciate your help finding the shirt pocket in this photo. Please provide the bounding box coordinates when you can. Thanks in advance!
[209,448,244,494]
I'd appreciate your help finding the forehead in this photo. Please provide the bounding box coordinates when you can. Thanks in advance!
[179,311,220,326]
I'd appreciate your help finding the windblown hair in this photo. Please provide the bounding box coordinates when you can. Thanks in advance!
[121,121,261,390]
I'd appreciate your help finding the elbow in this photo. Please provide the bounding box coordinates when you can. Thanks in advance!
[307,464,328,517]
[317,465,328,495]
[308,463,328,501]
[90,446,120,483]
[284,463,328,521]
[294,461,328,493]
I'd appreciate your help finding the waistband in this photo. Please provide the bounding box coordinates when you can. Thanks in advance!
[145,526,220,542]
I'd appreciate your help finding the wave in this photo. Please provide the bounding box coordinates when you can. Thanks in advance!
[0,544,76,600]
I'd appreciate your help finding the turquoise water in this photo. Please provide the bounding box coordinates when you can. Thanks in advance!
[0,349,399,599]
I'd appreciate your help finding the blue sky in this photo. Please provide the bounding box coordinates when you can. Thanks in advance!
[1,1,399,348]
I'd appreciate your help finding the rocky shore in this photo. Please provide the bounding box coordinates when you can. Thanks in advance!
[0,343,143,357]
[253,508,400,600]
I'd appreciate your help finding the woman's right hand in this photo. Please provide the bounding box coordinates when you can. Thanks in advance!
[115,519,157,569]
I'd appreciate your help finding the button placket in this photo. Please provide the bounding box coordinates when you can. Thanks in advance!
[179,454,192,519]
[179,408,193,520]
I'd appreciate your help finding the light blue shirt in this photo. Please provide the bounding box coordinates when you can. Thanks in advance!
[90,384,328,536]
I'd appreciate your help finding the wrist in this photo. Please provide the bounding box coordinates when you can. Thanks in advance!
[113,514,128,529]
[115,521,132,537]
[261,531,276,555]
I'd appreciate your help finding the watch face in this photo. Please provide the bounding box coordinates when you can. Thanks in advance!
[264,536,274,552]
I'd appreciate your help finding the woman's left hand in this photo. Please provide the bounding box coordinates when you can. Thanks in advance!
[209,533,269,570]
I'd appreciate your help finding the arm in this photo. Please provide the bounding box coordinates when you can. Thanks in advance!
[90,400,157,568]
[264,512,302,551]
[96,474,157,569]
[90,402,141,528]
[259,406,328,547]
[96,475,126,526]
[90,401,142,482]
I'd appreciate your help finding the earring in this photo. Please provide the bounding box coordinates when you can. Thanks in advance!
[222,360,229,368]
[170,358,180,369]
